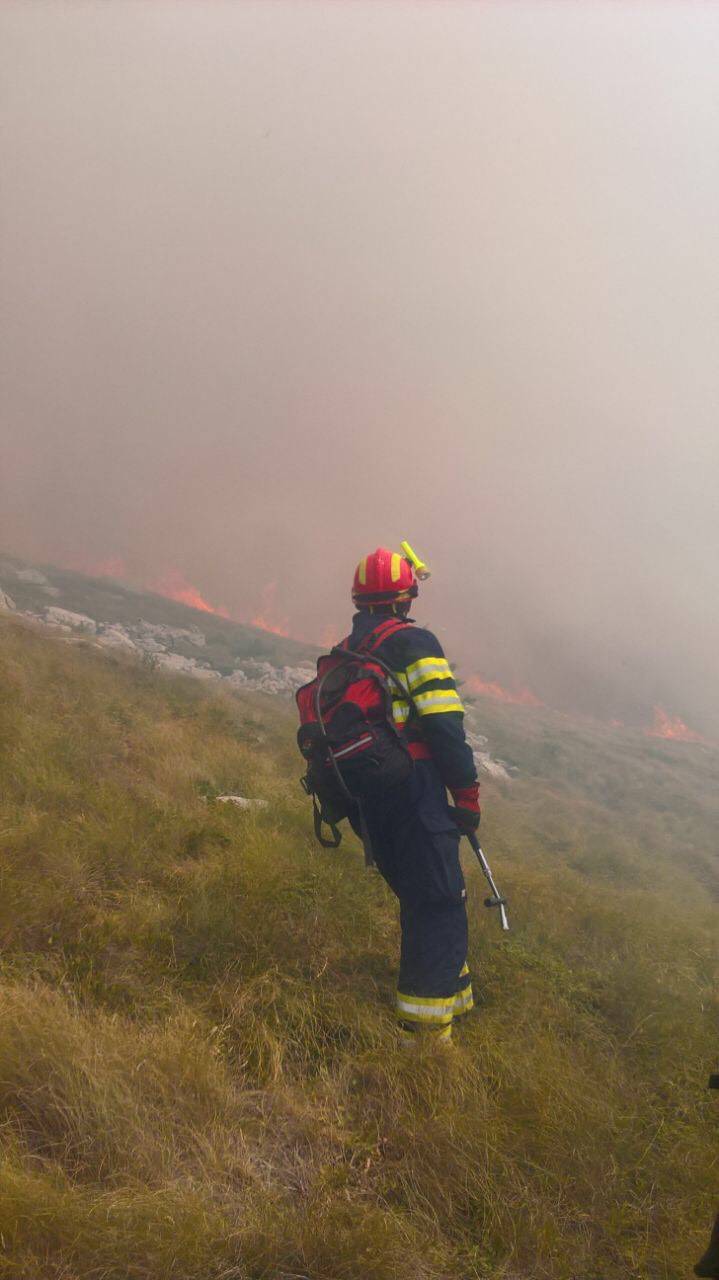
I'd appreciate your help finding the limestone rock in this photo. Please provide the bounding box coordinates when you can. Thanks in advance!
[466,730,514,781]
[154,652,220,680]
[472,750,512,782]
[96,626,137,651]
[15,568,50,585]
[136,620,206,647]
[215,796,269,810]
[227,659,314,696]
[133,635,166,654]
[0,589,16,612]
[44,607,97,633]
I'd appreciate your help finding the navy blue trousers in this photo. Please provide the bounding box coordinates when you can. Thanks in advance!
[358,761,468,1000]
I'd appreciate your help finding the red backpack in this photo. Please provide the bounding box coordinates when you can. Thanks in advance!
[296,618,415,847]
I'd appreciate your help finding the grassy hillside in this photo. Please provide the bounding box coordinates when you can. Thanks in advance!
[0,616,717,1280]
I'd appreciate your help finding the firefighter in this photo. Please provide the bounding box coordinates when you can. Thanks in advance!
[348,546,480,1042]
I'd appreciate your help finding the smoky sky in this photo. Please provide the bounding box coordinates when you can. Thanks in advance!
[1,1,718,731]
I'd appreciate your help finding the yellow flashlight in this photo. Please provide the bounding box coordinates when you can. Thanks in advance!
[400,540,431,580]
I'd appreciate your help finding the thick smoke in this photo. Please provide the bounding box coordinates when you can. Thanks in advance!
[1,1,718,732]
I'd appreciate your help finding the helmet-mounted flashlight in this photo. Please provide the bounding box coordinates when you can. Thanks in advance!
[401,540,431,581]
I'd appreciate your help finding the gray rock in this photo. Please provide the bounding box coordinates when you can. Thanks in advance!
[136,620,206,647]
[228,660,314,696]
[473,750,512,782]
[15,568,50,585]
[133,635,166,654]
[154,652,220,680]
[96,626,137,651]
[215,796,269,810]
[44,607,97,632]
[0,589,16,612]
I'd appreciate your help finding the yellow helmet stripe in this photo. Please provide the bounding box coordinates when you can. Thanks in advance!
[357,557,367,586]
[390,552,402,583]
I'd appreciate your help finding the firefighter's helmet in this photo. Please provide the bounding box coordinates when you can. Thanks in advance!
[352,547,419,607]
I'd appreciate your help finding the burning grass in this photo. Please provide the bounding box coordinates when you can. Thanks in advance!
[466,674,544,706]
[647,704,706,743]
[0,617,717,1278]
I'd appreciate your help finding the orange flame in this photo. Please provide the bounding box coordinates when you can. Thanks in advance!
[63,557,230,617]
[646,706,704,743]
[250,582,289,636]
[466,675,543,707]
[150,570,230,618]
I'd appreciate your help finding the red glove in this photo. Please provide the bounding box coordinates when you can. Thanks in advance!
[450,783,481,833]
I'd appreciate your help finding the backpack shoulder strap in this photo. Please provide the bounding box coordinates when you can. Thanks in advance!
[362,617,412,653]
[333,617,411,660]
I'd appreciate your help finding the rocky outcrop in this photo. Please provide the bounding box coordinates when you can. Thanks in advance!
[0,571,516,776]
[214,796,269,810]
[227,659,315,696]
[95,627,138,651]
[135,621,206,647]
[44,607,97,632]
[153,652,220,680]
[15,568,50,586]
[465,730,515,781]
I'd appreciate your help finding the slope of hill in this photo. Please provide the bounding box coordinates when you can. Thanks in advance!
[0,614,717,1280]
[0,552,319,675]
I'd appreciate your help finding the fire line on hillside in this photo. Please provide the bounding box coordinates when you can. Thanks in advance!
[646,705,705,744]
[466,675,544,707]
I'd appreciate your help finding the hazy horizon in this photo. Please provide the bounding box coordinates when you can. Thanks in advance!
[2,1,718,732]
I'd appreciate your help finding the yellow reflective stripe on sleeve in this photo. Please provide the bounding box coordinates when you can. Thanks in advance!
[392,701,411,724]
[390,552,402,582]
[413,688,465,716]
[405,656,454,689]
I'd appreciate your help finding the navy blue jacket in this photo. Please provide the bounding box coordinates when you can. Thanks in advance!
[347,611,477,791]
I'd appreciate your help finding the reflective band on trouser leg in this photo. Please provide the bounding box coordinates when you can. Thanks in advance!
[396,992,455,1029]
[453,962,474,1018]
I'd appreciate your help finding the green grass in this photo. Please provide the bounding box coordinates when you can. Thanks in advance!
[0,616,717,1279]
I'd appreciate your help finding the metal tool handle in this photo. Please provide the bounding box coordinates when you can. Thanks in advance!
[466,832,510,931]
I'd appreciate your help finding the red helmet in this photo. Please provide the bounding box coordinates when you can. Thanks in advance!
[352,547,418,606]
